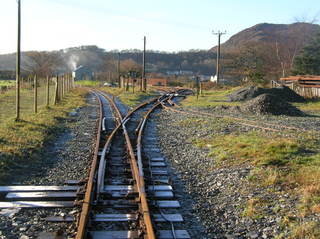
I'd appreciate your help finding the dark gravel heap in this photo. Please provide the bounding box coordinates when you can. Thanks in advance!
[228,86,305,102]
[240,93,304,116]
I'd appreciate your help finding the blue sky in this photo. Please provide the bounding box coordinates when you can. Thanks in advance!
[0,0,319,54]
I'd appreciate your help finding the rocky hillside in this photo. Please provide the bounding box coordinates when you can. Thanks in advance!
[211,23,320,53]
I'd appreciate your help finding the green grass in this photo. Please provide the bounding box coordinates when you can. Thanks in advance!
[75,80,101,87]
[190,119,320,237]
[101,87,157,107]
[0,88,88,184]
[0,80,15,87]
[294,100,320,114]
[181,87,241,108]
[194,131,304,166]
[0,83,56,125]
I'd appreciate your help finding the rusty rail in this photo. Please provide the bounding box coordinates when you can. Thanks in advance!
[98,91,157,239]
[76,91,103,239]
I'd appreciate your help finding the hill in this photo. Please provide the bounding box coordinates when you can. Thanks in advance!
[0,23,319,81]
[211,22,320,53]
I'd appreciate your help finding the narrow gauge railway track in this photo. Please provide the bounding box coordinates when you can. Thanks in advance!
[156,87,310,133]
[162,102,310,133]
[76,90,190,239]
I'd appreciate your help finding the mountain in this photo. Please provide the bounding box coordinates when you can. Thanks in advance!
[1,23,319,79]
[211,23,320,53]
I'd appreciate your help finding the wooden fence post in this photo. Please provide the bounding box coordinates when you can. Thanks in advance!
[54,76,59,105]
[61,76,64,97]
[46,76,50,107]
[34,75,38,113]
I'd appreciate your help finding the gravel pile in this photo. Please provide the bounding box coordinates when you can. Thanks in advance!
[228,86,305,102]
[240,93,304,116]
[0,94,98,239]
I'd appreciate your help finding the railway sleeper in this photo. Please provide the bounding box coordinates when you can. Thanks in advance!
[4,191,84,201]
[89,230,190,239]
[98,200,181,209]
[92,213,183,222]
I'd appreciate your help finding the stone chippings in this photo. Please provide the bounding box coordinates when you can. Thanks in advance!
[0,94,98,239]
[228,86,305,103]
[155,110,312,239]
[240,93,304,116]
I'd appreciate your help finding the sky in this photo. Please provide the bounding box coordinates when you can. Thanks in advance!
[0,0,319,54]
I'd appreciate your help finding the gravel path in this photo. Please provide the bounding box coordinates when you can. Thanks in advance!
[0,93,98,239]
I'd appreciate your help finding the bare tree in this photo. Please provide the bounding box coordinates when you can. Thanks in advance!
[293,11,320,24]
[24,51,62,76]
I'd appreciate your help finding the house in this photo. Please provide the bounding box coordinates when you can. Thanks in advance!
[72,65,93,81]
[147,78,168,86]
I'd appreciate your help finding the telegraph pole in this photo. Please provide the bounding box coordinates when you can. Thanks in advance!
[212,30,226,84]
[142,36,146,91]
[16,0,21,121]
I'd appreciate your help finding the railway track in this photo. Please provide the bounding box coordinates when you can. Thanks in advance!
[76,90,191,238]
[162,101,311,133]
[0,89,191,239]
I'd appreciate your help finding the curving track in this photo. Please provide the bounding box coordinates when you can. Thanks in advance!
[76,89,191,239]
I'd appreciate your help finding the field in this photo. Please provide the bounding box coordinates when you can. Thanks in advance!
[0,81,56,124]
[0,80,15,87]
[0,88,88,183]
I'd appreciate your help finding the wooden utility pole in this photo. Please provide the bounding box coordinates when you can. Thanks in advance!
[34,75,38,113]
[117,53,121,88]
[15,0,21,121]
[196,76,200,100]
[212,30,226,84]
[142,36,146,92]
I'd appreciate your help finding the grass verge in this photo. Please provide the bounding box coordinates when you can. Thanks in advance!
[0,88,88,184]
[189,117,320,237]
[0,80,15,87]
[181,87,241,108]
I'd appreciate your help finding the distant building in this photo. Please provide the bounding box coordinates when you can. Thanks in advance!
[72,65,93,81]
[210,75,218,83]
[166,70,194,76]
[147,78,168,86]
[199,75,211,82]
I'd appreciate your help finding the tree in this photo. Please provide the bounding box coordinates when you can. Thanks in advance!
[120,59,142,76]
[292,32,320,75]
[25,51,62,76]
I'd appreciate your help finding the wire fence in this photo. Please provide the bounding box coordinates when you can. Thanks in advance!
[0,74,74,124]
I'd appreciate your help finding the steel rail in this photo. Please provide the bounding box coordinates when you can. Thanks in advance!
[76,91,104,239]
[163,105,282,132]
[99,91,157,239]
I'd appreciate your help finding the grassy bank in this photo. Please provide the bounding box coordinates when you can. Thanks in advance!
[0,88,88,184]
[0,80,15,87]
[179,116,320,238]
[181,87,241,108]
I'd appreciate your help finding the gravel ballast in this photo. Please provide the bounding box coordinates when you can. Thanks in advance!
[155,106,320,239]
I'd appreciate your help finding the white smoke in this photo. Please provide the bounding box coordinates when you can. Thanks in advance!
[68,54,79,71]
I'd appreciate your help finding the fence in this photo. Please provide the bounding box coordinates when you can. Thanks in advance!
[271,80,320,99]
[0,74,74,124]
